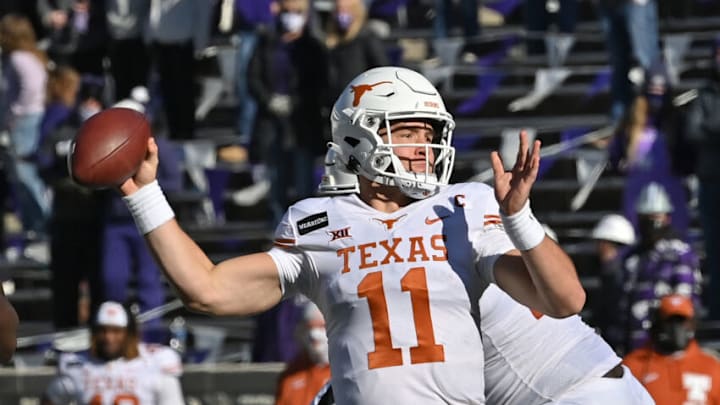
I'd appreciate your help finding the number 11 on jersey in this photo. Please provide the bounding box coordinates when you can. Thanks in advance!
[358,267,445,369]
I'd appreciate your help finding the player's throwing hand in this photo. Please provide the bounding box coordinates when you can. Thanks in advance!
[120,137,159,196]
[490,131,541,216]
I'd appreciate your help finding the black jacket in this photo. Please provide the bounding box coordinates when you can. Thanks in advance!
[248,27,329,150]
[684,82,720,180]
[328,27,388,103]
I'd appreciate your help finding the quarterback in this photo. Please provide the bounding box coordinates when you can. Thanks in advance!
[318,151,654,404]
[118,66,584,403]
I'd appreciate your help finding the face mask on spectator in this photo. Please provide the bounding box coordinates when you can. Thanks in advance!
[303,326,329,365]
[637,216,669,246]
[280,12,306,34]
[654,317,693,354]
[336,12,353,31]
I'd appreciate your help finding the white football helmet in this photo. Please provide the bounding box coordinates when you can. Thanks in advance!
[591,214,636,245]
[636,182,673,214]
[318,145,359,195]
[330,66,456,199]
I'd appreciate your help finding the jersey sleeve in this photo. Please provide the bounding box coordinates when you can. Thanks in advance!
[154,374,185,405]
[44,375,78,405]
[267,209,320,299]
[465,184,515,283]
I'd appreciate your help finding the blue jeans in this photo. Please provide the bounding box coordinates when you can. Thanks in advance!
[9,113,48,233]
[255,116,315,225]
[700,181,720,319]
[599,0,660,120]
[234,31,259,141]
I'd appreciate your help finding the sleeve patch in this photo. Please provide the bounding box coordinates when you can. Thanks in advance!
[296,212,329,235]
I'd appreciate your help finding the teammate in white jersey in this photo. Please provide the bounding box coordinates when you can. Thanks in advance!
[481,283,654,404]
[42,302,184,405]
[117,66,585,404]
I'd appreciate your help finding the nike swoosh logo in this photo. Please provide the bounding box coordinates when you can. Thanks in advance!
[425,215,451,225]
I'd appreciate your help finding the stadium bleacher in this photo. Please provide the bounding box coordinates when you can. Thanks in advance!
[4,0,720,401]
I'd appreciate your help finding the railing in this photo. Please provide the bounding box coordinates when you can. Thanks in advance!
[0,363,284,405]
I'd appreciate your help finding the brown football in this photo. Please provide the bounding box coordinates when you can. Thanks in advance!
[69,107,150,188]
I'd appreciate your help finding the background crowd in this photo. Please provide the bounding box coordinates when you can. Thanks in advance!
[0,0,720,403]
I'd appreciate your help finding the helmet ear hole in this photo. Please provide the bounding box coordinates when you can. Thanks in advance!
[371,155,392,171]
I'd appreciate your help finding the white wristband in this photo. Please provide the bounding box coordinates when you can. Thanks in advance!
[123,180,175,235]
[500,200,546,251]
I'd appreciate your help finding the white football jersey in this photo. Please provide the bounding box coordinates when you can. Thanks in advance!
[138,343,183,377]
[45,346,184,405]
[268,183,515,404]
[481,284,621,404]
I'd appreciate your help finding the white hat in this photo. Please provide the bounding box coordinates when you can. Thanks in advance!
[636,182,673,214]
[96,301,128,328]
[591,214,636,245]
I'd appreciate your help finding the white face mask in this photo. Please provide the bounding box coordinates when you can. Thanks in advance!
[304,327,329,365]
[280,12,306,33]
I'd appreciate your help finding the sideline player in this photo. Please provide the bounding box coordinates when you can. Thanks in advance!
[118,66,585,403]
[42,301,184,405]
[317,152,654,404]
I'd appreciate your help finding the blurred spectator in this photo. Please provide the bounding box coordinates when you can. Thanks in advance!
[434,0,479,39]
[40,66,80,138]
[683,37,720,321]
[101,96,182,325]
[105,0,150,100]
[248,0,329,223]
[0,283,18,363]
[325,0,388,103]
[275,302,331,405]
[596,0,661,120]
[0,14,51,235]
[624,294,720,404]
[38,66,104,328]
[37,0,108,76]
[147,0,212,140]
[218,0,276,142]
[524,0,578,58]
[620,182,702,353]
[590,213,636,349]
[609,63,690,237]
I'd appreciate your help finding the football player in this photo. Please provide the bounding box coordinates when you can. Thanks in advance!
[42,301,184,405]
[318,153,654,404]
[118,66,585,403]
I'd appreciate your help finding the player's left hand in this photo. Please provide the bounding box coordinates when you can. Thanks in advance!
[490,131,541,216]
